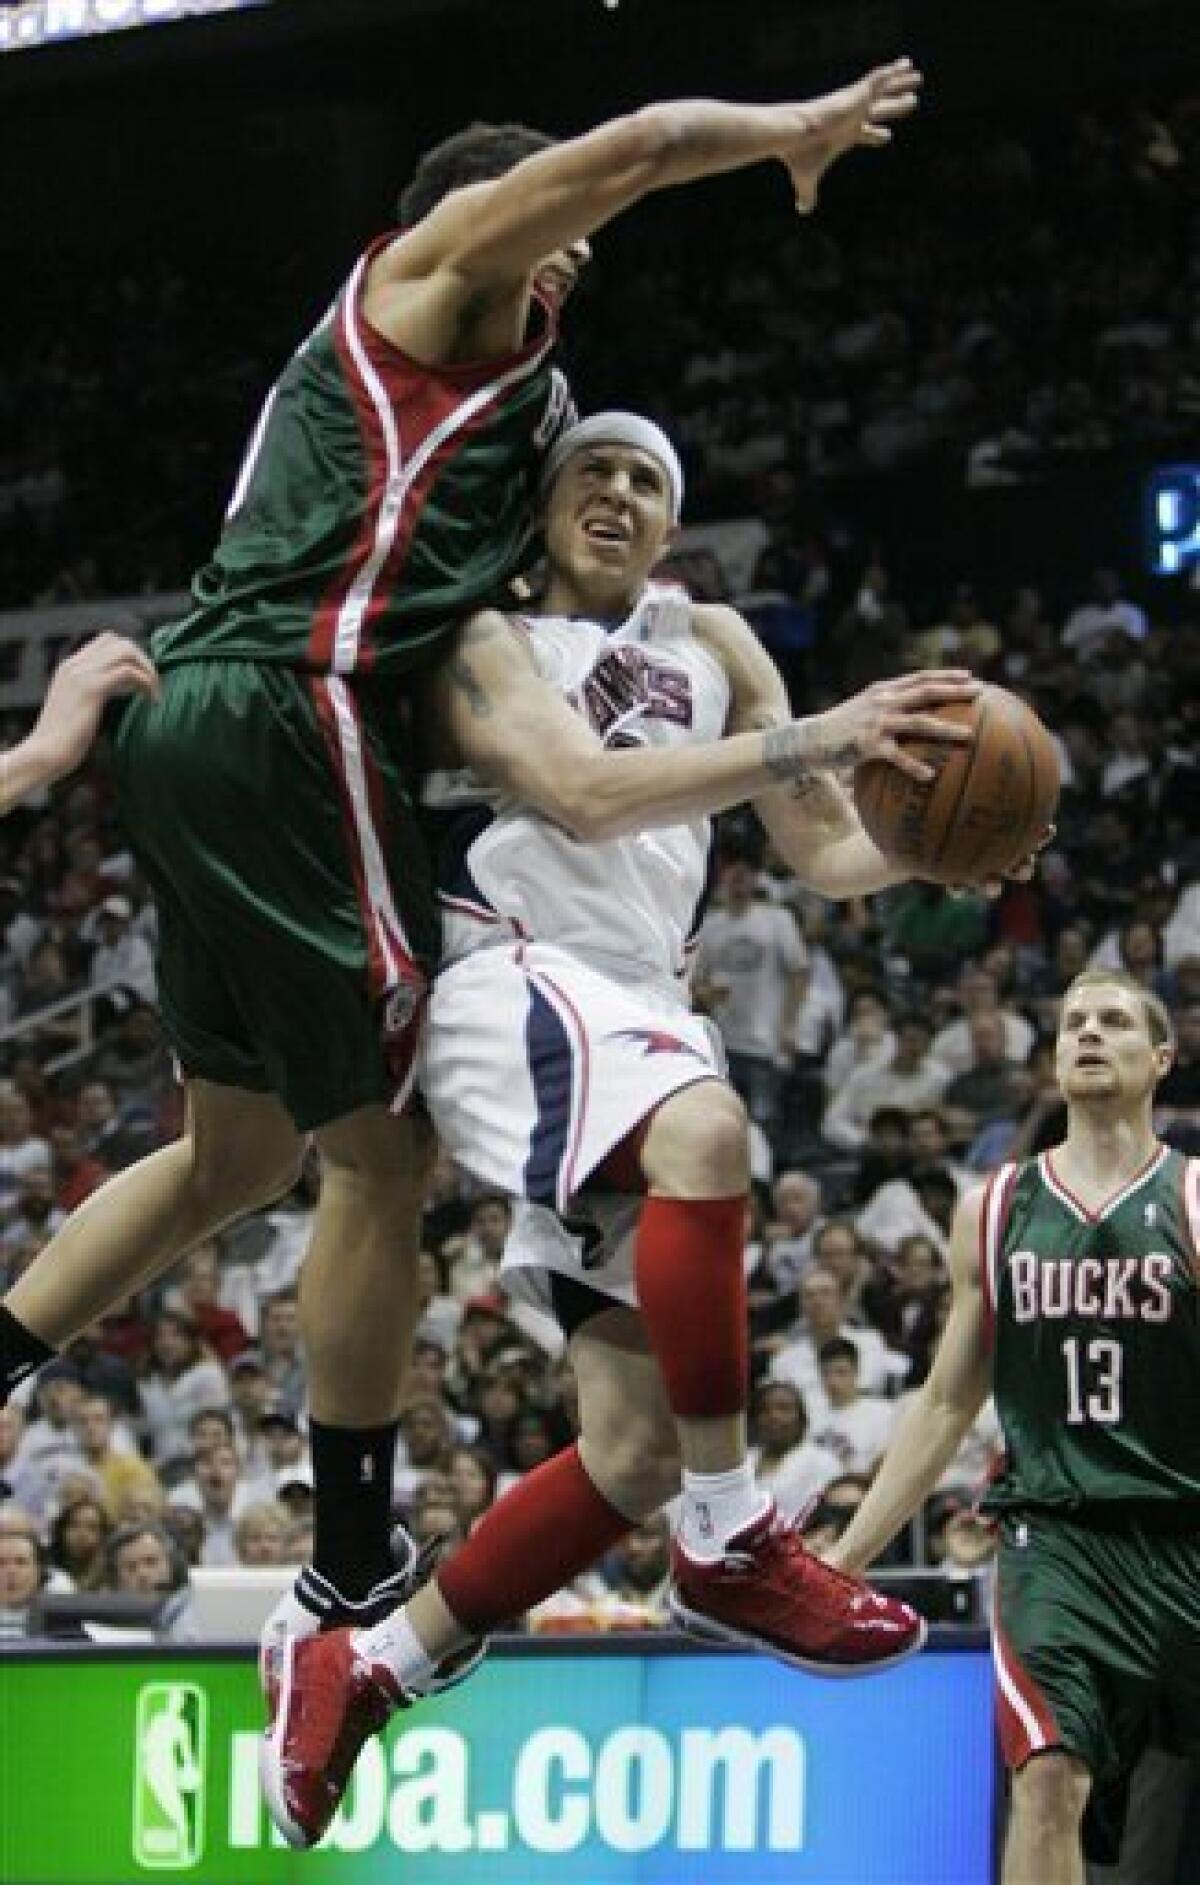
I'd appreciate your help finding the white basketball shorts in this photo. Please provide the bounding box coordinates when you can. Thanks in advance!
[417,941,722,1215]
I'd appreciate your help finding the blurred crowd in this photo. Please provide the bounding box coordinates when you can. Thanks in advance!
[577,93,1200,509]
[2,93,1198,604]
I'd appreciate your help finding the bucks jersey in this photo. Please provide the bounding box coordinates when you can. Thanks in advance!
[155,233,574,677]
[422,582,729,991]
[981,1147,1200,1516]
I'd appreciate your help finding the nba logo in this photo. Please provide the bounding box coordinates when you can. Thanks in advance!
[132,1683,207,1870]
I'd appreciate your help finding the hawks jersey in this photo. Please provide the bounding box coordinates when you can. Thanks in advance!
[980,1147,1200,1516]
[422,583,731,991]
[154,233,574,676]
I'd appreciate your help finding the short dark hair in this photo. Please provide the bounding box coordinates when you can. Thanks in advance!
[189,1406,234,1440]
[818,1336,859,1370]
[398,122,557,225]
[896,1011,932,1037]
[106,1521,187,1591]
[907,1107,945,1133]
[868,1106,909,1136]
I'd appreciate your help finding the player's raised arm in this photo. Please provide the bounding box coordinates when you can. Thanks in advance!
[1,632,160,815]
[696,601,979,897]
[381,61,922,293]
[432,611,973,842]
[824,1187,995,1577]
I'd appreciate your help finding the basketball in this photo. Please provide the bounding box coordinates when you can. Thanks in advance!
[852,682,1061,885]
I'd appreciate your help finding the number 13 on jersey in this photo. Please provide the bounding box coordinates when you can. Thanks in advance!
[1062,1336,1123,1424]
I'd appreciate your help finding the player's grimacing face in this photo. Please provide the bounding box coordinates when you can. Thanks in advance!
[545,446,676,592]
[1055,985,1172,1101]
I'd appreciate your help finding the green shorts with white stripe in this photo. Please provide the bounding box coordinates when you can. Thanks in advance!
[112,659,438,1129]
[992,1507,1200,1786]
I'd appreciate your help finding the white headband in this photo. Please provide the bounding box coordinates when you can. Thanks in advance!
[540,411,684,521]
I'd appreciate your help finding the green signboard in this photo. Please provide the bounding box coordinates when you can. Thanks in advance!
[0,1643,994,1883]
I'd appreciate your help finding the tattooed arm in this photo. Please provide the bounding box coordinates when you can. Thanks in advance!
[429,609,926,842]
[694,603,977,899]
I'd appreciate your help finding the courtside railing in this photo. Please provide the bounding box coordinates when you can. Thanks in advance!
[0,976,126,1075]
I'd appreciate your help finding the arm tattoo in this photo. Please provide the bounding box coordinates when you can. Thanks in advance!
[762,724,822,794]
[450,657,492,719]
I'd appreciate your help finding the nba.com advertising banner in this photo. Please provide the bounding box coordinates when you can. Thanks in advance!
[0,1643,994,1883]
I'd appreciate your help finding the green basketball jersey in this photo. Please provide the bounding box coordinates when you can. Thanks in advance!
[980,1147,1200,1517]
[154,234,575,677]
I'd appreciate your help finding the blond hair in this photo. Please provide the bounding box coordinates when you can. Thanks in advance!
[1061,968,1174,1048]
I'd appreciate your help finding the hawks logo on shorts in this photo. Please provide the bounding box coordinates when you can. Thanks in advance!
[418,943,721,1218]
[610,1027,710,1062]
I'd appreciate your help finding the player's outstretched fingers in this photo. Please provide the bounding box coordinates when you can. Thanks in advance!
[877,740,937,784]
[884,668,978,699]
[883,710,974,746]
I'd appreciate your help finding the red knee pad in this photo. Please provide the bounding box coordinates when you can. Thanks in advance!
[635,1194,749,1419]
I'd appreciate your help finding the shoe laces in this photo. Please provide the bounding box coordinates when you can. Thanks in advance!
[723,1510,885,1614]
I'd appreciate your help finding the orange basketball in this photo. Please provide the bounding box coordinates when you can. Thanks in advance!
[852,682,1060,885]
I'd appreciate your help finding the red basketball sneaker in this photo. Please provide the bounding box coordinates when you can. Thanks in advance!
[259,1629,409,1850]
[669,1505,926,1676]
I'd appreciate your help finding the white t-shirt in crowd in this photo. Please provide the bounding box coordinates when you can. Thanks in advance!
[1061,597,1148,658]
[769,1324,906,1405]
[793,946,846,1059]
[893,1390,1004,1493]
[806,1395,897,1476]
[822,1031,894,1094]
[1163,884,1199,968]
[822,1055,952,1151]
[90,931,157,1005]
[0,1134,51,1218]
[931,1010,1035,1075]
[7,1421,85,1516]
[697,902,806,1061]
[855,1178,952,1256]
[752,1439,842,1521]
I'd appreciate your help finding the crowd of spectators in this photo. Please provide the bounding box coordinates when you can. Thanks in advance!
[576,93,1200,510]
[1,92,1197,604]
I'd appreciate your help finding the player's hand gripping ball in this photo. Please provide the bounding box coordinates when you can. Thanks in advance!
[852,682,1060,886]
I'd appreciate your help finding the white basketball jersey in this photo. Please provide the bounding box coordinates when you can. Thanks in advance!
[424,583,731,989]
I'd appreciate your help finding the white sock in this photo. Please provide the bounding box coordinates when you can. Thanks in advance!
[275,1586,321,1639]
[679,1462,771,1562]
[355,1607,438,1693]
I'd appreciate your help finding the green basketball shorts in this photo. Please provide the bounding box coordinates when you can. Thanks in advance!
[111,660,439,1129]
[992,1508,1200,1787]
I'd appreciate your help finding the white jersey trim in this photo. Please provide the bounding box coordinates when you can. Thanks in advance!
[1039,1145,1170,1226]
[1184,1156,1200,1279]
[982,1161,1018,1322]
[332,261,554,675]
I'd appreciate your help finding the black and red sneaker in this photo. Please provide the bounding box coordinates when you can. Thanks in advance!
[670,1504,926,1677]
